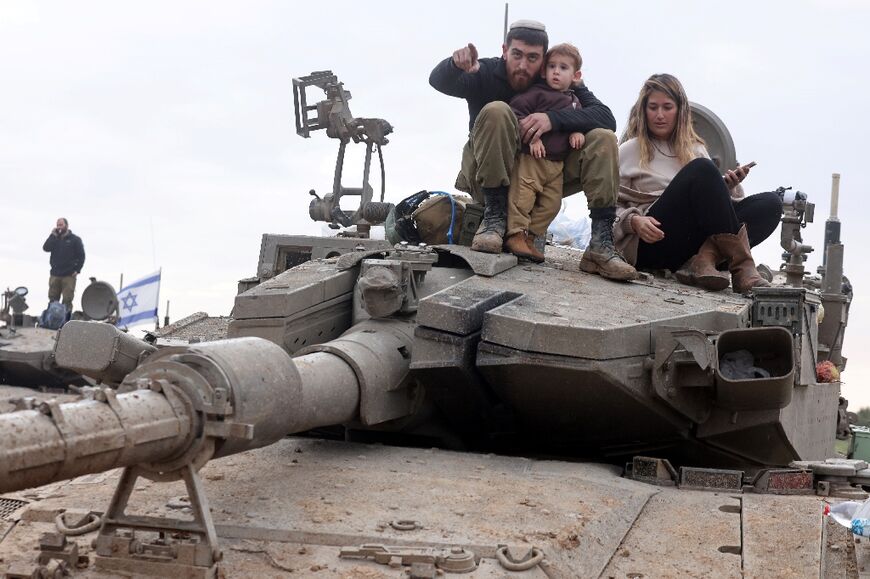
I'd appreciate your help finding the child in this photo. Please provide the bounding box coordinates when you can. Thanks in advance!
[505,43,585,262]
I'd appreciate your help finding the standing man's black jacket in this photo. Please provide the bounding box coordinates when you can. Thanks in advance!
[429,56,617,134]
[43,232,85,276]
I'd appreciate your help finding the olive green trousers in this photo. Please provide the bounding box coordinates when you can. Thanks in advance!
[48,274,76,311]
[454,101,619,210]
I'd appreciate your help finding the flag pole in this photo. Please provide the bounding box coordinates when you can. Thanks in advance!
[155,267,162,331]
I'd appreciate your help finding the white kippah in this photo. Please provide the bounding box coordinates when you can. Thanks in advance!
[509,19,546,32]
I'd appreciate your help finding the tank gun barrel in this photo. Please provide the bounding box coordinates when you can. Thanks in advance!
[0,388,192,494]
[0,319,413,494]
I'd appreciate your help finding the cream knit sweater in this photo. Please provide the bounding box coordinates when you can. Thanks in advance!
[614,138,744,265]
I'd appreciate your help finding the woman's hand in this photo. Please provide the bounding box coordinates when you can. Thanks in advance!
[631,215,665,244]
[723,164,751,188]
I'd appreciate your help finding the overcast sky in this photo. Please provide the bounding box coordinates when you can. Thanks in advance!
[1,0,868,405]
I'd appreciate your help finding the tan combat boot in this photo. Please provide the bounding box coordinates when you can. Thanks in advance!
[471,187,508,254]
[579,215,638,281]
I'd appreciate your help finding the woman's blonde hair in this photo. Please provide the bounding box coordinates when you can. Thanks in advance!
[620,73,704,167]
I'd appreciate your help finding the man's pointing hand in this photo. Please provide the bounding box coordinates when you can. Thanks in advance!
[452,43,480,73]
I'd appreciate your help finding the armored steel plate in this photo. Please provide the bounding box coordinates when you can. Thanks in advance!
[0,435,843,577]
[431,245,518,277]
[155,312,232,342]
[0,327,83,388]
[437,261,750,359]
[233,260,358,320]
[0,438,657,578]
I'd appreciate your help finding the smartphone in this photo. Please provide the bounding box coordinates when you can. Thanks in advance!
[723,161,756,180]
[729,161,756,173]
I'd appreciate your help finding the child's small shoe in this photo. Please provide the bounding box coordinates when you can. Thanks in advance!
[505,232,535,261]
[523,233,546,263]
[506,232,544,263]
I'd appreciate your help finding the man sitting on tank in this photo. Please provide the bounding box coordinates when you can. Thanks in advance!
[429,20,637,281]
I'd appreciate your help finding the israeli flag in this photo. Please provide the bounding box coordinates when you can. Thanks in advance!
[116,270,161,328]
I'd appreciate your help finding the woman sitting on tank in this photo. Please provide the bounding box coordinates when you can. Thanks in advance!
[614,73,780,292]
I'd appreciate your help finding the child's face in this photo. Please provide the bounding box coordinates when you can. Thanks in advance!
[544,54,581,91]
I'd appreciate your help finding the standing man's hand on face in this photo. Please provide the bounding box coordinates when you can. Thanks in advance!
[519,113,552,144]
[452,43,480,73]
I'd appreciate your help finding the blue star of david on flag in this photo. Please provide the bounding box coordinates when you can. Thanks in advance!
[116,270,161,328]
[120,292,138,312]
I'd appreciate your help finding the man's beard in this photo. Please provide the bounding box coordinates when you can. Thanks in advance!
[508,71,533,91]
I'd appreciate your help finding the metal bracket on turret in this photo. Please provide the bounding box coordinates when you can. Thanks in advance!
[358,243,438,318]
[751,287,820,386]
[650,327,717,424]
[94,464,221,579]
[292,71,394,236]
[430,245,517,277]
[339,544,477,574]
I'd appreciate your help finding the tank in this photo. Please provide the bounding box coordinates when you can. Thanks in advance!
[0,72,858,578]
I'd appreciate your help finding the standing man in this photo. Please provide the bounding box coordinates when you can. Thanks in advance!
[42,217,85,312]
[429,20,636,280]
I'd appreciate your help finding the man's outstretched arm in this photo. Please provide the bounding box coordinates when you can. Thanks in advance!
[429,43,484,98]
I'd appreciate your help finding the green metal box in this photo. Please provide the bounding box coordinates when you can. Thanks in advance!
[849,426,870,461]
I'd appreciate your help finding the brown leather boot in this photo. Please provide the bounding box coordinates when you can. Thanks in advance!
[523,232,545,263]
[675,237,730,291]
[711,224,771,293]
[505,232,537,261]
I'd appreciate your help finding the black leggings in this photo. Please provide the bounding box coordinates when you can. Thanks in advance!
[636,158,781,271]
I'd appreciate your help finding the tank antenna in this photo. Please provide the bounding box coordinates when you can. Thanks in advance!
[503,3,509,43]
[821,172,842,271]
[829,173,840,220]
